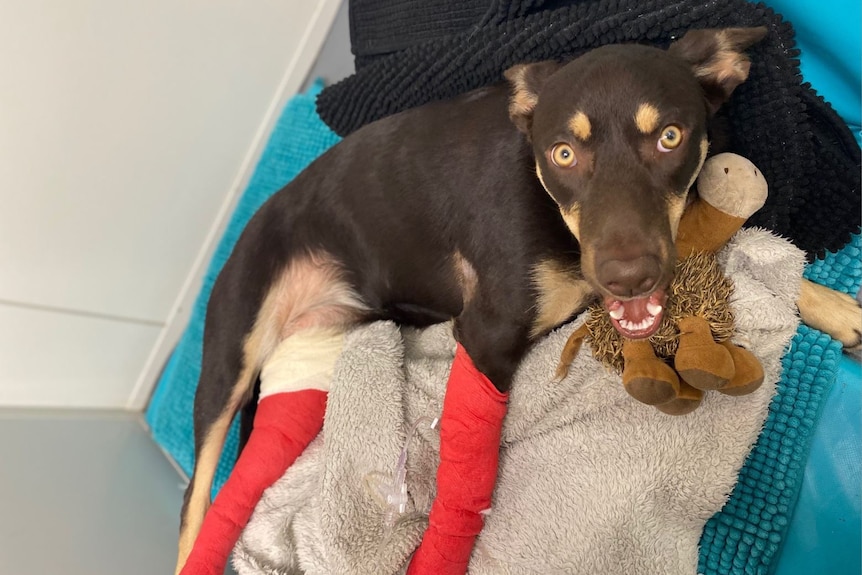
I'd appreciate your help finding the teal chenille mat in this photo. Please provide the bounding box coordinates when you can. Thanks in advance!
[145,81,860,572]
[698,234,861,575]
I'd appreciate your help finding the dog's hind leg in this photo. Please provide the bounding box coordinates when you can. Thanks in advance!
[176,252,366,574]
[237,382,258,455]
[181,328,346,575]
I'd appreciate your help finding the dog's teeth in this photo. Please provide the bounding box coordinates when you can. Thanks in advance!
[609,307,625,320]
[625,316,655,332]
[647,302,663,316]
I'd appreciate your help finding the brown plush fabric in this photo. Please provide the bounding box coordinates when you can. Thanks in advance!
[675,316,736,390]
[677,203,748,259]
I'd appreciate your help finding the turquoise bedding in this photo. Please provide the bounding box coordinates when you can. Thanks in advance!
[763,3,861,570]
[768,0,860,143]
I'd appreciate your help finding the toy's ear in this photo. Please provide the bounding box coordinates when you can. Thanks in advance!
[668,27,768,114]
[504,61,561,136]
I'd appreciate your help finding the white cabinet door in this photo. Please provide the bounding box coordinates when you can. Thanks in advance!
[0,0,342,407]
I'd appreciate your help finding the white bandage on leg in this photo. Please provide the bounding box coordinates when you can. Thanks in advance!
[259,328,345,398]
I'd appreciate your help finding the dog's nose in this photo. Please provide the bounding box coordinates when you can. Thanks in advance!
[597,255,662,298]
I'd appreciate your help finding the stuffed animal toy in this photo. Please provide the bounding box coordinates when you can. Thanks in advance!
[556,153,768,415]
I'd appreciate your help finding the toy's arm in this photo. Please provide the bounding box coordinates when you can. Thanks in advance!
[676,200,748,258]
[676,153,767,258]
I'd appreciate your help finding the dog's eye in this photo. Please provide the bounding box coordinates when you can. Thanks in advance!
[550,143,577,167]
[657,125,683,152]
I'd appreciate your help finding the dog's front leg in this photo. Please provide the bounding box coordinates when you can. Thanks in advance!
[408,310,528,575]
[798,278,862,349]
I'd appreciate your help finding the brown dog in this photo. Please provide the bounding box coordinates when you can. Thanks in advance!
[176,27,861,573]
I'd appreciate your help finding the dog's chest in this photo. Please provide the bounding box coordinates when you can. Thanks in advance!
[531,260,593,337]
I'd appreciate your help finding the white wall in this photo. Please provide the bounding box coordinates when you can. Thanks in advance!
[0,0,341,408]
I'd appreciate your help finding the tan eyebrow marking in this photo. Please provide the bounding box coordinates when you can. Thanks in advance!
[635,103,661,134]
[568,111,592,141]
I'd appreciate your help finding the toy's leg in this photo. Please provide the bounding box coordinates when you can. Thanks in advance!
[655,380,704,415]
[674,316,735,390]
[180,329,343,575]
[407,344,508,575]
[716,341,764,396]
[622,339,681,405]
[555,323,589,381]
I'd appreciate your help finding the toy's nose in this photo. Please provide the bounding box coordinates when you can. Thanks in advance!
[597,255,662,298]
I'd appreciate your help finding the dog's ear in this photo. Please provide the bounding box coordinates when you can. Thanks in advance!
[668,27,768,114]
[504,61,561,136]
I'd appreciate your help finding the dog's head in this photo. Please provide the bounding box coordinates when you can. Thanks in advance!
[506,27,766,339]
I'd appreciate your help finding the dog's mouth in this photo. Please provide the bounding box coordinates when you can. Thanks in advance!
[604,290,667,339]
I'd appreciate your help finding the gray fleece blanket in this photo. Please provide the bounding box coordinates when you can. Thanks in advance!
[232,228,804,575]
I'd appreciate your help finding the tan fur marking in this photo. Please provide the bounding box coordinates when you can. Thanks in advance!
[672,137,710,239]
[668,194,687,240]
[694,31,752,84]
[699,138,709,162]
[531,260,594,337]
[635,103,661,134]
[694,137,710,183]
[561,206,581,240]
[798,279,862,348]
[535,163,549,192]
[258,253,366,343]
[507,66,539,119]
[568,111,592,141]
[453,250,479,306]
[580,245,598,291]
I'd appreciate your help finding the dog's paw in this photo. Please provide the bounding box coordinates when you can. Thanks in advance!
[798,279,862,350]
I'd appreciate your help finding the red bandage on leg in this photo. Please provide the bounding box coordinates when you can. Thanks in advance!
[180,389,327,575]
[407,344,509,575]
